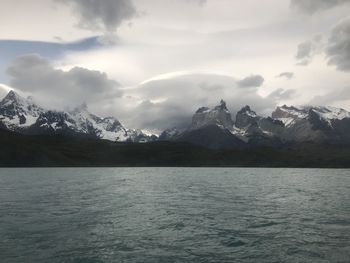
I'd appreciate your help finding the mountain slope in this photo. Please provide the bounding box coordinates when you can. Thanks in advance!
[169,100,246,149]
[0,91,44,131]
[272,105,350,143]
[191,99,234,130]
[0,91,155,142]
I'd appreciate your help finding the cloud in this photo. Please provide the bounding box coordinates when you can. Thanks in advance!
[120,73,276,131]
[295,35,323,65]
[0,84,12,99]
[237,74,264,88]
[276,72,294,79]
[290,0,350,14]
[309,86,350,106]
[295,18,350,71]
[185,0,207,6]
[268,88,296,100]
[6,54,122,109]
[326,17,350,71]
[56,0,137,33]
[296,41,313,61]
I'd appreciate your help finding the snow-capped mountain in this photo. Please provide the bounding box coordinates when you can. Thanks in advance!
[160,100,350,148]
[272,105,350,143]
[233,105,284,145]
[69,103,129,141]
[0,90,44,131]
[0,91,156,142]
[168,100,246,149]
[2,91,350,148]
[159,127,182,141]
[191,99,234,130]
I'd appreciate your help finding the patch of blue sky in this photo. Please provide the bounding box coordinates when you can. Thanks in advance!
[0,36,101,83]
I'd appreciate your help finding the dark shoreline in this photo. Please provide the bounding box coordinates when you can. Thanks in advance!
[1,129,350,168]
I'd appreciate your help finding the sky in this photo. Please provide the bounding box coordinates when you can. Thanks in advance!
[1,0,350,132]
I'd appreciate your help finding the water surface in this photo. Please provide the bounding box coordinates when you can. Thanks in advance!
[0,168,349,263]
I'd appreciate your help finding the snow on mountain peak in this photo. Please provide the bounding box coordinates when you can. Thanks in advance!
[0,92,156,142]
[0,90,44,129]
[235,105,260,129]
[309,106,350,121]
[272,104,350,128]
[214,99,229,112]
[1,90,25,106]
[237,105,257,118]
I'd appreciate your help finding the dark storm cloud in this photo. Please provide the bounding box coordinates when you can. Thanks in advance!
[276,72,294,80]
[290,0,350,14]
[326,17,350,71]
[56,0,137,33]
[6,54,122,108]
[237,75,264,88]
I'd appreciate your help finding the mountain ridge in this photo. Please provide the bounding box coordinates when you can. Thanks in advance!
[1,90,350,149]
[161,100,350,149]
[0,91,156,142]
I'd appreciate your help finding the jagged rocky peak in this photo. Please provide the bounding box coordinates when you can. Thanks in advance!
[2,90,18,101]
[272,105,307,119]
[195,107,210,114]
[272,105,350,127]
[0,90,44,129]
[1,90,26,106]
[308,106,350,121]
[0,91,157,142]
[191,99,234,130]
[215,99,229,111]
[238,105,256,115]
[235,105,259,129]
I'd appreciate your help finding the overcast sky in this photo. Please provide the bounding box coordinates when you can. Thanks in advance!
[1,0,350,131]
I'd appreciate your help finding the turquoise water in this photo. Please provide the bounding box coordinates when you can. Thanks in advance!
[0,168,349,263]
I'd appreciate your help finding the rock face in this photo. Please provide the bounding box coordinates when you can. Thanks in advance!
[235,105,259,129]
[233,105,284,146]
[176,124,246,149]
[159,128,182,141]
[171,100,245,149]
[161,101,350,148]
[191,100,234,130]
[272,105,350,143]
[0,91,44,131]
[2,91,350,148]
[69,104,129,141]
[0,91,155,142]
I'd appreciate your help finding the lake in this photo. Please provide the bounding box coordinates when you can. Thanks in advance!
[0,168,349,263]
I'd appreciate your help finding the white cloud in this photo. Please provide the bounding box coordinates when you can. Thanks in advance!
[1,0,350,129]
[6,54,122,110]
[119,73,277,130]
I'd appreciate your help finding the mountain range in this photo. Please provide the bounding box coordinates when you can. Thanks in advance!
[1,90,350,150]
[160,99,350,149]
[0,90,157,143]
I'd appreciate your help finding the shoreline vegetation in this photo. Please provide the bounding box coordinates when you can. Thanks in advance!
[1,129,350,168]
